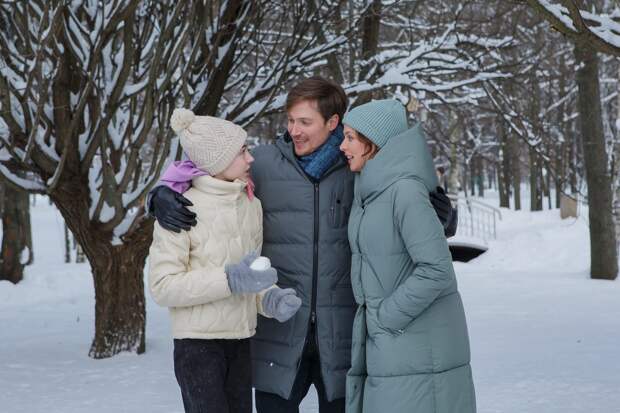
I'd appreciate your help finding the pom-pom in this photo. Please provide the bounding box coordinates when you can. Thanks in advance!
[170,108,195,132]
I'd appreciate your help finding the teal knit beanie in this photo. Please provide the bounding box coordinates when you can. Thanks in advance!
[342,99,408,148]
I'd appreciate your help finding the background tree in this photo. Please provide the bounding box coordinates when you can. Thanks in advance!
[524,0,619,280]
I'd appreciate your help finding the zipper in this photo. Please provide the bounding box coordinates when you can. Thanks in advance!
[279,142,344,378]
[310,182,319,327]
[294,182,321,382]
[310,182,322,375]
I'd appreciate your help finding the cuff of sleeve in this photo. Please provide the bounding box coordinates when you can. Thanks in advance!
[144,189,156,217]
[204,268,233,302]
[257,285,278,318]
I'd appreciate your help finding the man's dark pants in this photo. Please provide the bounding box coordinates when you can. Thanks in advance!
[254,326,345,413]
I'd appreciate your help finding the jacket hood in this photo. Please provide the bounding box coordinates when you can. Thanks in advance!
[356,123,438,204]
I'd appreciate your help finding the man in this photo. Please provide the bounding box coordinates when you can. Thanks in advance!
[149,77,456,412]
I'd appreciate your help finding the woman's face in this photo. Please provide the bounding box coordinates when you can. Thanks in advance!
[214,145,254,182]
[340,125,374,172]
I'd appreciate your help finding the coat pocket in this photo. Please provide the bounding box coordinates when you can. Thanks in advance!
[330,181,354,228]
[346,305,367,413]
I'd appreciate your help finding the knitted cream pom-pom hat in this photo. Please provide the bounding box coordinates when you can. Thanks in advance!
[170,108,247,175]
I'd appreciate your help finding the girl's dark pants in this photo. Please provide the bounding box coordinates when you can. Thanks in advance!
[173,338,252,413]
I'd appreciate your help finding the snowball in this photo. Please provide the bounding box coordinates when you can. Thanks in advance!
[250,256,271,271]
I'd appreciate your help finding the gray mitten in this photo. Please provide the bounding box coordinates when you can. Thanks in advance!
[225,252,278,294]
[262,288,302,322]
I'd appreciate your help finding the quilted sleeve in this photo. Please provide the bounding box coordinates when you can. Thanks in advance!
[148,222,232,308]
[377,178,456,331]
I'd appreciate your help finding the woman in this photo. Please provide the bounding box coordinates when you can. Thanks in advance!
[339,99,476,413]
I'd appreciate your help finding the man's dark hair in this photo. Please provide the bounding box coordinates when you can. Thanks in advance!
[286,76,348,123]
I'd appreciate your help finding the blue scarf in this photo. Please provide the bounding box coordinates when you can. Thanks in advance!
[296,125,344,181]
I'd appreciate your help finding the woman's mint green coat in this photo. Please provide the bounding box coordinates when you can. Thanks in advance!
[346,125,476,413]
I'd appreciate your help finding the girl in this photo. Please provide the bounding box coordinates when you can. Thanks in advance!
[148,108,302,413]
[339,100,476,413]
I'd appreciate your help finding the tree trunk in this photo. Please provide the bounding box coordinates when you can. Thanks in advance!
[529,147,543,211]
[499,121,511,208]
[512,136,521,210]
[51,185,154,357]
[0,181,33,284]
[470,159,476,196]
[355,0,382,105]
[568,136,578,193]
[448,113,461,194]
[574,42,618,280]
[556,52,568,208]
[462,162,468,197]
[545,161,552,209]
[88,239,150,358]
[555,143,564,208]
[310,0,344,84]
[497,164,509,208]
[477,156,484,197]
[75,236,86,263]
[64,224,71,263]
[614,64,620,252]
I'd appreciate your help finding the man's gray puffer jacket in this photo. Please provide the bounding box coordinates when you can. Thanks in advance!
[250,133,356,402]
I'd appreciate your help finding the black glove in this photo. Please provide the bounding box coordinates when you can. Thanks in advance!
[429,186,457,238]
[149,186,197,233]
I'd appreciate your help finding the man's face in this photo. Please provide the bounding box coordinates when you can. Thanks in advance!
[287,100,339,156]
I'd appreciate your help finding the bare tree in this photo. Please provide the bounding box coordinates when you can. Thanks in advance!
[0,0,351,358]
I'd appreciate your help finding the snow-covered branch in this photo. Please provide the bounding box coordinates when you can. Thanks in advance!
[0,0,201,243]
[526,0,620,56]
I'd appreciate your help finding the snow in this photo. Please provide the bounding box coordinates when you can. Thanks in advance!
[0,163,46,192]
[123,79,150,97]
[19,246,30,265]
[537,1,578,32]
[34,126,60,162]
[98,201,115,223]
[1,192,619,412]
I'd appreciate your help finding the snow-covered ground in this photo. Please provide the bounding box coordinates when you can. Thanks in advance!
[1,194,618,413]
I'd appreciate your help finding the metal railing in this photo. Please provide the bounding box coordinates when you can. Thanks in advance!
[448,195,502,242]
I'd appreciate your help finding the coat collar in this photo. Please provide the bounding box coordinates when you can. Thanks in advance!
[275,130,347,182]
[191,175,247,200]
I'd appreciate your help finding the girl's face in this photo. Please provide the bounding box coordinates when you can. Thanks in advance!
[340,125,376,172]
[214,144,254,182]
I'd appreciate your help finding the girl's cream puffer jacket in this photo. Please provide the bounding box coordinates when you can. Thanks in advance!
[148,175,270,339]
